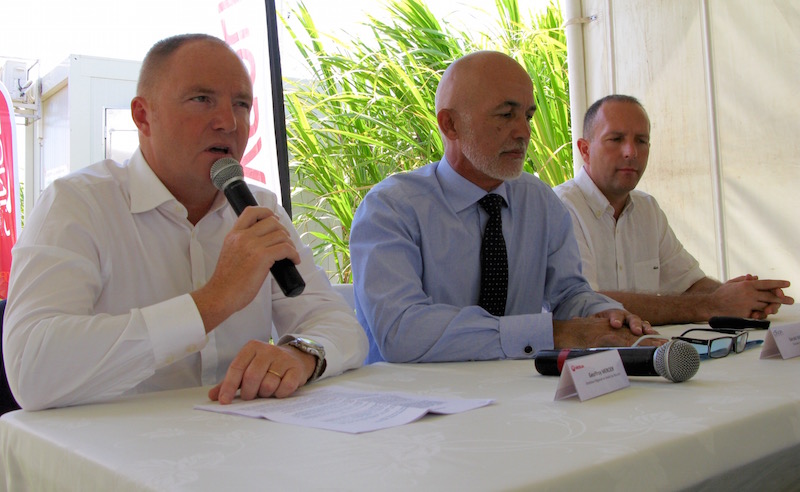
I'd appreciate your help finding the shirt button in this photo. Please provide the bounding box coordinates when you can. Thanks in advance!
[524,345,533,354]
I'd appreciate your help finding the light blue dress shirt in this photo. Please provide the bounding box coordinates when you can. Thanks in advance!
[350,157,622,363]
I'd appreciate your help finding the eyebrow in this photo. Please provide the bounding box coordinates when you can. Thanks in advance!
[495,101,537,113]
[184,85,253,101]
[185,84,214,93]
[604,130,650,140]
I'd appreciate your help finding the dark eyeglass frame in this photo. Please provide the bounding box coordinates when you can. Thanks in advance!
[672,328,748,359]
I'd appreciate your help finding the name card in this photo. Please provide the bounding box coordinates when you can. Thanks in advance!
[760,322,800,360]
[554,350,630,401]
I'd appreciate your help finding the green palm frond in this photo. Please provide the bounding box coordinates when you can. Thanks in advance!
[283,0,571,282]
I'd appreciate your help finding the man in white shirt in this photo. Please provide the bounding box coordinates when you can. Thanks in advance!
[554,94,793,325]
[2,34,367,411]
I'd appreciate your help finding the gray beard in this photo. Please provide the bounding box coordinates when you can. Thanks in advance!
[463,144,524,182]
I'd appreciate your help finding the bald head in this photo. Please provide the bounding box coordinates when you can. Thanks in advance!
[435,51,534,115]
[137,33,241,98]
[434,51,536,190]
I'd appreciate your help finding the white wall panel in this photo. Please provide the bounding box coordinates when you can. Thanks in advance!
[711,1,800,281]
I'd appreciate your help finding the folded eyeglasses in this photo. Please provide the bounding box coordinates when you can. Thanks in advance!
[672,328,748,359]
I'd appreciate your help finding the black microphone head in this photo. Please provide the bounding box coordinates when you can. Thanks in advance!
[210,157,244,191]
[654,340,700,382]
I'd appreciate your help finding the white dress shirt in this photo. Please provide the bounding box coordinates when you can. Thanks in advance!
[3,149,367,410]
[554,167,705,294]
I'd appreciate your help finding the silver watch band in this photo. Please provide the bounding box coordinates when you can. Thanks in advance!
[277,335,327,382]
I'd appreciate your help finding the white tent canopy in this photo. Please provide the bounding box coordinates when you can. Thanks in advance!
[564,0,800,289]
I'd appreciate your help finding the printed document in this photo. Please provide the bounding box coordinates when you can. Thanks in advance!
[195,387,493,433]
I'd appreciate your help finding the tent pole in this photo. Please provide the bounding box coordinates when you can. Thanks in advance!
[561,0,589,174]
[605,0,616,93]
[264,0,293,217]
[700,0,728,281]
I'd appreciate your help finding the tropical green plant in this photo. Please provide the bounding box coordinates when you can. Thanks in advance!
[283,0,571,283]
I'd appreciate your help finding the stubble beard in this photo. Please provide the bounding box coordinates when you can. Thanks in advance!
[461,135,525,182]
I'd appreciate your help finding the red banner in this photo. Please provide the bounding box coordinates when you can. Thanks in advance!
[0,82,21,299]
[215,0,281,200]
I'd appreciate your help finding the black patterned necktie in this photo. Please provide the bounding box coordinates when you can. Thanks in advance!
[478,193,508,316]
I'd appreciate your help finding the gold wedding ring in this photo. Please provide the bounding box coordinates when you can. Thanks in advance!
[267,369,282,378]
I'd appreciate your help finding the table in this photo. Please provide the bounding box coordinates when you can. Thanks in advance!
[3,310,800,492]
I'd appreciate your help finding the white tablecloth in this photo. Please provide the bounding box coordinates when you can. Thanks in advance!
[3,309,800,491]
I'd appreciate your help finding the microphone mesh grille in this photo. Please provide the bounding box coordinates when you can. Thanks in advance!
[654,340,700,383]
[210,157,244,191]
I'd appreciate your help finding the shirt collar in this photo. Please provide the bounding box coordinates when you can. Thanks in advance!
[128,148,228,217]
[575,166,633,217]
[436,156,510,213]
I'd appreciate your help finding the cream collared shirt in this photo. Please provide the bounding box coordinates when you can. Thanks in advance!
[554,167,705,294]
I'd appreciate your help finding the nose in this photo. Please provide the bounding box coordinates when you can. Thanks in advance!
[213,103,237,133]
[513,116,532,140]
[622,139,638,159]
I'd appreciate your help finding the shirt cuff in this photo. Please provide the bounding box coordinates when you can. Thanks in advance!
[498,311,554,358]
[141,294,208,367]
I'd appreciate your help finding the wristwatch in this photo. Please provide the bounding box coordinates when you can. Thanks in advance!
[277,335,327,383]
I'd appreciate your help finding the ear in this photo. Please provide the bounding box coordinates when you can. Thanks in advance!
[577,137,591,166]
[437,108,458,141]
[131,96,151,137]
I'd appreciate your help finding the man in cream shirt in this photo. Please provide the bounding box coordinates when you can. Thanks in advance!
[554,94,793,325]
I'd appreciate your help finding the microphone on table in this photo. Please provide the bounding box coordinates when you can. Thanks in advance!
[210,157,306,298]
[533,340,700,383]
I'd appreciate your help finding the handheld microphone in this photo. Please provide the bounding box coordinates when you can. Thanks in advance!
[534,340,700,383]
[210,157,305,298]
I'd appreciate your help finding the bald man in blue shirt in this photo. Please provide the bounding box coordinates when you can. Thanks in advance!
[350,51,659,364]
